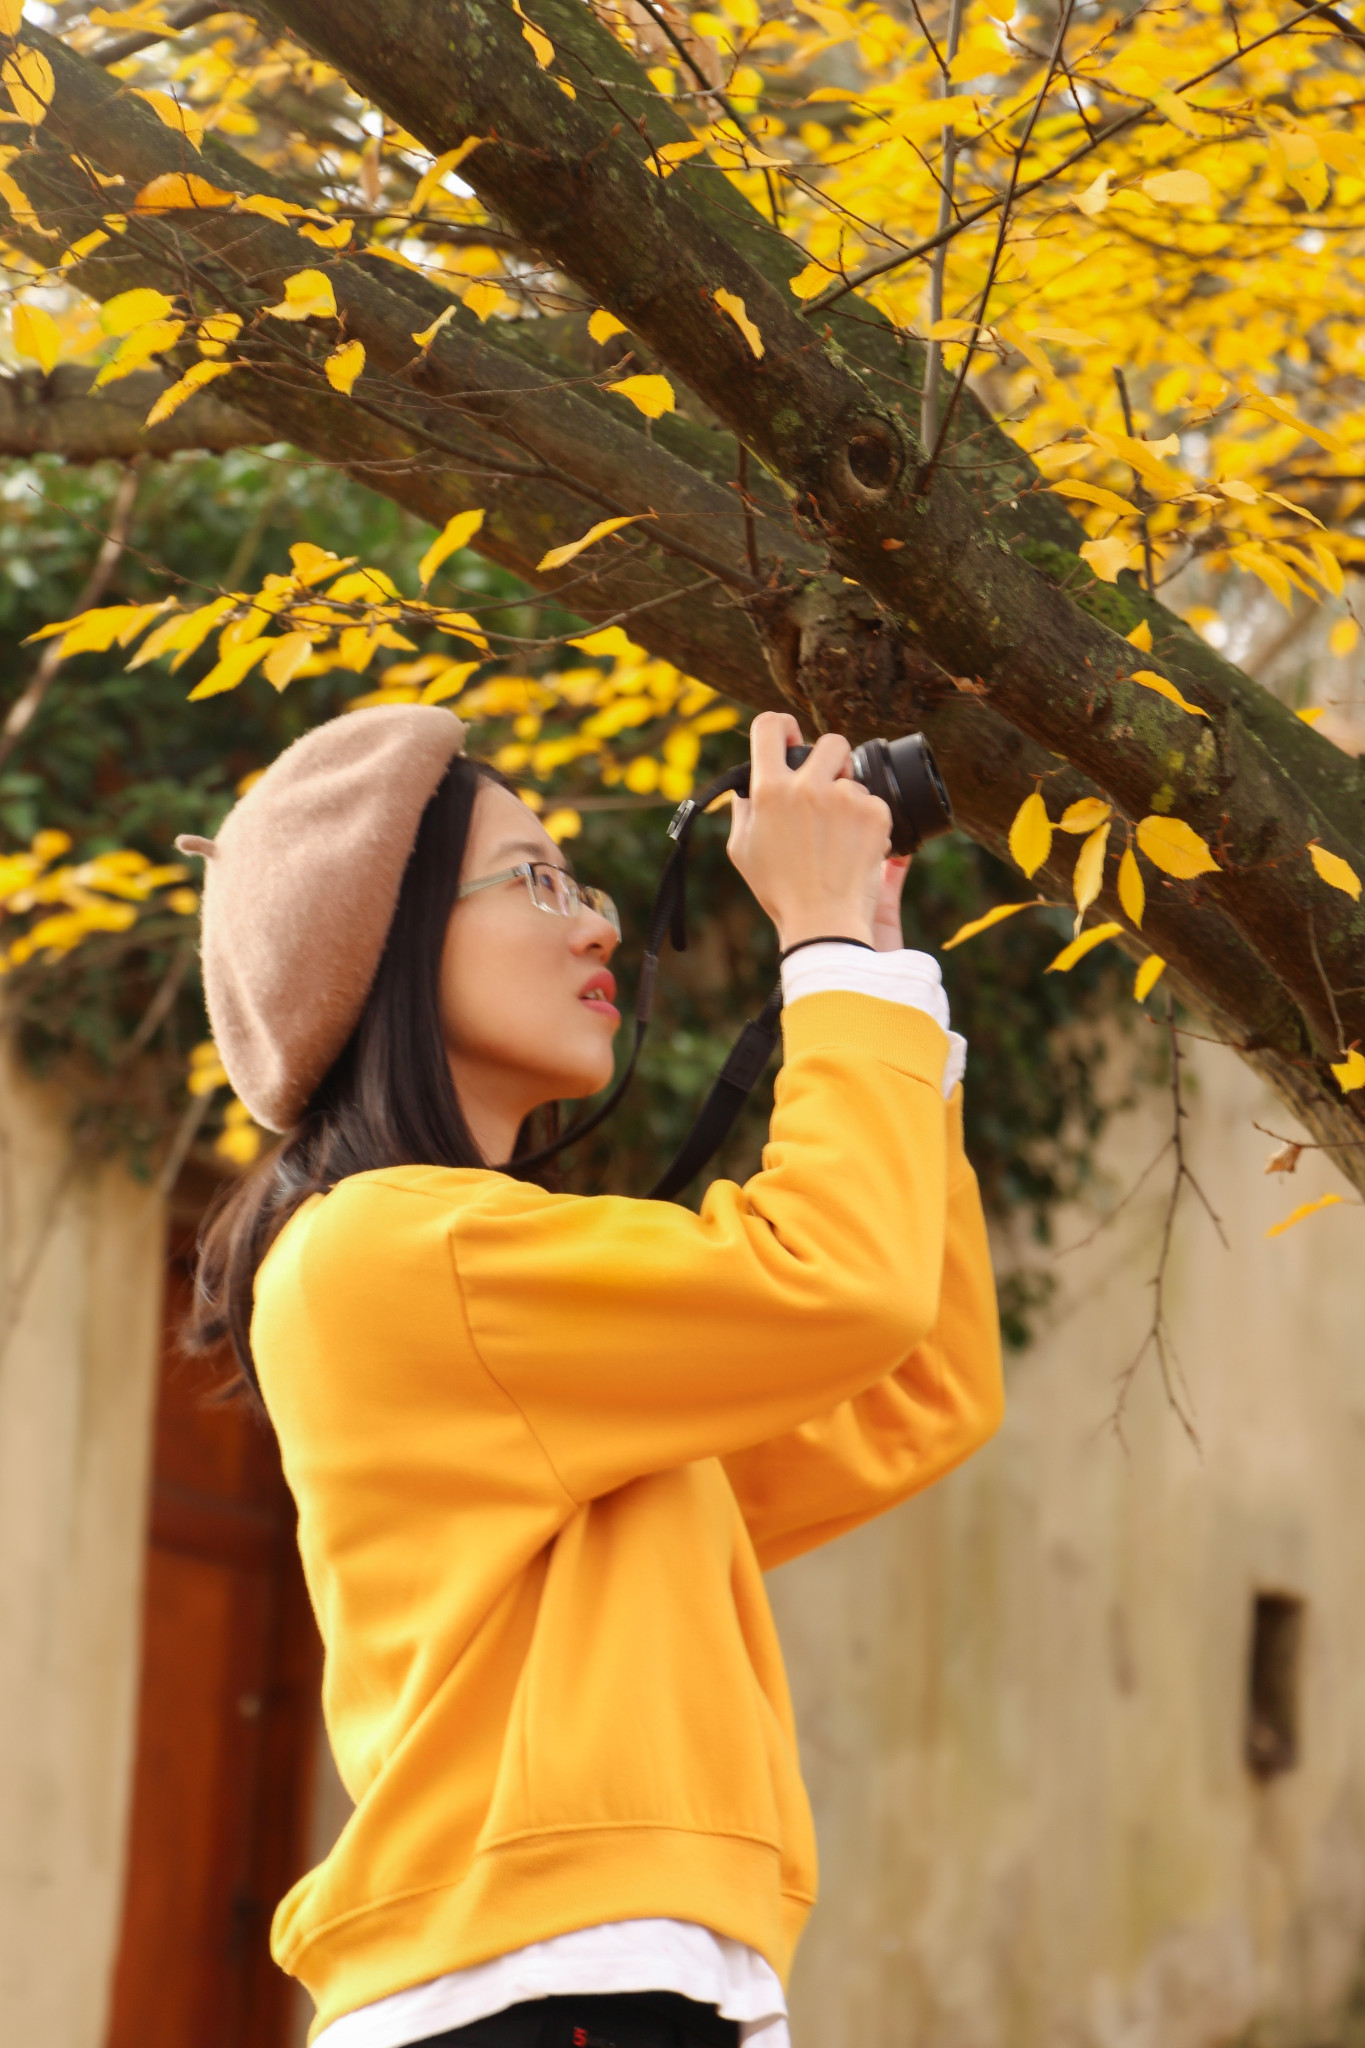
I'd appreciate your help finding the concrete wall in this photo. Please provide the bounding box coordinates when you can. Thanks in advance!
[773,1035,1365,2048]
[0,1043,165,2048]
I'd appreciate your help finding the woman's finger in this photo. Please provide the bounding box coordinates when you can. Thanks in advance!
[748,710,804,790]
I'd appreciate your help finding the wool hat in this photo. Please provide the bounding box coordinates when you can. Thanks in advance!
[176,704,466,1133]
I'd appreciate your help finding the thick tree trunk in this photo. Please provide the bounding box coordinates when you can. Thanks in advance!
[5,21,1364,1190]
[0,366,259,458]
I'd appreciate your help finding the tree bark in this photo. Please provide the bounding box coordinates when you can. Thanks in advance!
[0,365,259,459]
[5,20,1363,1189]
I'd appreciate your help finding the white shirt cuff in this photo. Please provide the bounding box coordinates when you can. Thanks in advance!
[779,943,967,1100]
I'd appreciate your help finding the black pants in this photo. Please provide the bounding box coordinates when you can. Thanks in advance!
[413,1990,741,2048]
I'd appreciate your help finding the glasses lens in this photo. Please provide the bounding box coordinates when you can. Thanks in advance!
[529,865,573,915]
[582,886,621,939]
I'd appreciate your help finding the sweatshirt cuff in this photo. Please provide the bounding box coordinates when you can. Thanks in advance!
[780,945,965,1100]
[780,988,949,1094]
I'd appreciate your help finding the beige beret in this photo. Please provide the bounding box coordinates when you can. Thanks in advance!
[177,705,466,1132]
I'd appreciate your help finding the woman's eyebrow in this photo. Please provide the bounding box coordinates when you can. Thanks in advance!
[490,836,574,874]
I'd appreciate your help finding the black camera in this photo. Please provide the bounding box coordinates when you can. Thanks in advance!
[519,731,956,1194]
[671,731,955,857]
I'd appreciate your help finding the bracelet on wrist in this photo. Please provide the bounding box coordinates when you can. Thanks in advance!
[778,935,876,964]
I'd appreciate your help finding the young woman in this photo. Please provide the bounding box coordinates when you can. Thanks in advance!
[185,701,1002,2048]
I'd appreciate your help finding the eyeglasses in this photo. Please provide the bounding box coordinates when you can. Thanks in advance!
[456,860,621,940]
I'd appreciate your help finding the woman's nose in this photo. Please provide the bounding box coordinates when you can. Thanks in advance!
[570,908,618,959]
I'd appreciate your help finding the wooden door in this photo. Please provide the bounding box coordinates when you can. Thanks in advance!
[106,1224,323,2048]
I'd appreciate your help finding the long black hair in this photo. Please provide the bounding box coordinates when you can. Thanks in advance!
[189,754,556,1393]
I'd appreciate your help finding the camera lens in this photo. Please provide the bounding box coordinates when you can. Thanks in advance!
[852,735,954,855]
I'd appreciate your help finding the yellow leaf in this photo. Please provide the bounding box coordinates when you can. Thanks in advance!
[606,374,675,419]
[2,47,53,125]
[93,317,184,387]
[1075,168,1112,216]
[0,163,45,232]
[1080,533,1136,583]
[132,597,232,671]
[544,807,582,843]
[239,193,304,224]
[134,171,236,212]
[266,269,337,321]
[1308,842,1361,900]
[1331,1049,1365,1092]
[59,228,110,268]
[419,659,482,704]
[432,610,491,651]
[1131,668,1210,719]
[418,507,486,589]
[588,309,626,344]
[1266,1192,1345,1238]
[789,261,832,300]
[1297,706,1327,726]
[537,513,652,572]
[1059,797,1111,834]
[187,639,272,700]
[12,301,59,374]
[1329,618,1358,659]
[100,287,174,337]
[1046,921,1123,973]
[412,305,456,349]
[1125,619,1153,652]
[1141,168,1213,206]
[513,0,554,67]
[131,88,204,151]
[1073,821,1110,924]
[943,901,1038,950]
[714,288,764,359]
[1049,479,1141,519]
[1242,393,1342,457]
[410,139,489,214]
[1131,952,1164,1001]
[1008,790,1052,878]
[463,280,508,322]
[197,311,241,357]
[1136,814,1219,879]
[144,358,235,425]
[1118,845,1145,929]
[1218,477,1258,504]
[0,0,22,35]
[644,139,706,178]
[568,625,644,658]
[298,215,354,248]
[324,338,365,394]
[289,542,356,586]
[263,632,313,691]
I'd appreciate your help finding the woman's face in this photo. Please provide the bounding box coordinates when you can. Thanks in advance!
[439,779,620,1162]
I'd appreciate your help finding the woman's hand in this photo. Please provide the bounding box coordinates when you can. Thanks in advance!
[872,855,911,953]
[726,711,892,953]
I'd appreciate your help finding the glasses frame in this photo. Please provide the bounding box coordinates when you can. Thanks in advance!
[456,860,621,941]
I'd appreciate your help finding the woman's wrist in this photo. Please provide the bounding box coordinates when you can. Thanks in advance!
[774,915,877,953]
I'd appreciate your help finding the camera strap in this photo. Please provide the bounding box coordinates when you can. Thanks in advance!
[511,761,782,1196]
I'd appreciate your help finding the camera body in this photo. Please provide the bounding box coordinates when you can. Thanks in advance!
[679,731,955,857]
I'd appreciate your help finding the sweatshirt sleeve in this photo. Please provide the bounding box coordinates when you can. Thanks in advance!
[720,1085,1003,1570]
[446,992,956,1502]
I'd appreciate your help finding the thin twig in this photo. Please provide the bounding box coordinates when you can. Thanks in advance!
[921,0,965,450]
[0,462,141,773]
[1252,1119,1365,1151]
[917,0,1076,496]
[1113,994,1228,1448]
[1112,366,1155,598]
[1306,907,1347,1051]
[810,0,1354,313]
[736,441,760,579]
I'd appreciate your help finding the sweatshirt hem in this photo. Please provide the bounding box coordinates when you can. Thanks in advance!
[281,1827,814,2040]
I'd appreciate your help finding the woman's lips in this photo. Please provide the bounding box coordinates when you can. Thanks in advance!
[578,970,618,1017]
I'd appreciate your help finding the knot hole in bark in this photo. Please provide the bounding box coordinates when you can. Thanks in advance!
[828,415,903,507]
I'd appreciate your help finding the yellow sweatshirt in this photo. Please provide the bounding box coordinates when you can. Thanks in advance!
[253,991,1003,2035]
